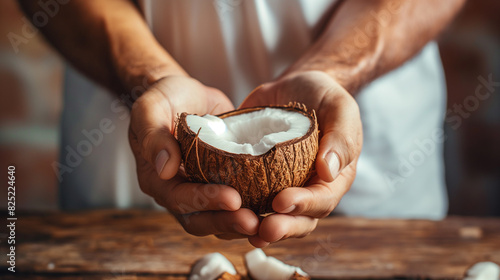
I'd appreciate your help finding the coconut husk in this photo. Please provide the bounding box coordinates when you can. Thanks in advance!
[176,103,319,215]
[289,272,310,280]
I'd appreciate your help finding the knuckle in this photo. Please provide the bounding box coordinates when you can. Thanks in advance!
[182,224,198,236]
[316,211,329,219]
[130,98,142,113]
[327,204,336,214]
[214,234,228,240]
[138,128,157,163]
[304,198,317,215]
[169,197,194,215]
[130,95,150,120]
[307,186,335,218]
[183,225,198,236]
[164,194,181,213]
[296,188,316,214]
[215,234,237,240]
[338,134,359,168]
[138,182,150,196]
[297,229,314,239]
[170,185,185,212]
[152,197,166,208]
[296,220,319,239]
[155,182,185,213]
[338,91,359,111]
[317,196,335,218]
[317,205,335,218]
[137,174,153,197]
[180,217,206,237]
[212,220,227,235]
[346,94,360,111]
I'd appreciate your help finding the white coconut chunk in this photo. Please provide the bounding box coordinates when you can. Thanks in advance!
[245,249,309,280]
[246,247,268,263]
[189,253,237,280]
[465,262,500,280]
[186,108,310,156]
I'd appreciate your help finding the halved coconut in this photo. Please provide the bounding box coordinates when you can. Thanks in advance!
[176,103,319,215]
[245,248,310,280]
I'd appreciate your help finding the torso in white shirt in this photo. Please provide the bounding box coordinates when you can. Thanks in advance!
[59,0,447,219]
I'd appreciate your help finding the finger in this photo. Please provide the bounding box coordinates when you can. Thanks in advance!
[177,208,259,237]
[131,134,243,215]
[164,179,242,214]
[238,84,271,109]
[257,214,318,243]
[130,88,181,180]
[205,87,235,114]
[130,77,233,180]
[248,236,270,248]
[137,172,242,214]
[316,93,362,182]
[272,163,357,218]
[215,233,248,240]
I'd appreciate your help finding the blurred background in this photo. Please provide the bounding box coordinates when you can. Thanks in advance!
[0,0,499,215]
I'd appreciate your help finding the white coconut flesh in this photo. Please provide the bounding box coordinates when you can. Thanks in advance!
[189,253,237,280]
[464,262,500,280]
[186,108,311,156]
[245,249,308,280]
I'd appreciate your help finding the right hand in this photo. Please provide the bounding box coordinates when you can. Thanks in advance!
[129,76,260,240]
[240,71,362,247]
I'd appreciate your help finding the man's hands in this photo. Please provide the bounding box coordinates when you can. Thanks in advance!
[18,0,462,248]
[240,71,363,247]
[129,76,260,238]
[129,72,362,247]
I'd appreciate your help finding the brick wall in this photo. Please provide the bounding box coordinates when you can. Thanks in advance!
[440,0,500,216]
[0,0,62,210]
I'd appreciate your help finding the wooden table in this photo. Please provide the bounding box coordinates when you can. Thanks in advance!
[1,210,499,279]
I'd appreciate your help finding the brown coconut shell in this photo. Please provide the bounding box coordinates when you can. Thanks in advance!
[176,103,319,215]
[217,272,243,280]
[289,272,310,280]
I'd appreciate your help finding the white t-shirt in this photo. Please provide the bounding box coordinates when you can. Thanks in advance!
[59,0,447,219]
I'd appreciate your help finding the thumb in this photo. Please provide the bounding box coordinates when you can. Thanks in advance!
[315,94,362,182]
[205,87,235,114]
[130,89,181,180]
[238,84,268,109]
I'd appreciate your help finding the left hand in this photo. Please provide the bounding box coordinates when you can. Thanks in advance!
[129,76,260,240]
[239,71,363,247]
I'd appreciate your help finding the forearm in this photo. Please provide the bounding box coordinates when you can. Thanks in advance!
[18,0,186,96]
[285,0,465,93]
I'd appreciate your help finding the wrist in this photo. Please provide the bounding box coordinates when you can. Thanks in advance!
[274,69,349,95]
[120,63,187,93]
[103,14,188,99]
[281,62,362,95]
[111,62,187,109]
[280,31,383,95]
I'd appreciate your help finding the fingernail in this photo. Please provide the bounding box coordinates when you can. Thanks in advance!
[155,149,169,176]
[234,224,252,235]
[280,205,296,214]
[325,151,340,179]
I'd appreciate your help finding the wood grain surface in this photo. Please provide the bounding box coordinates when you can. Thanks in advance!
[1,210,499,279]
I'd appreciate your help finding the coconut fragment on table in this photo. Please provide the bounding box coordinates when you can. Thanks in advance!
[245,248,310,280]
[464,262,500,280]
[189,253,239,280]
